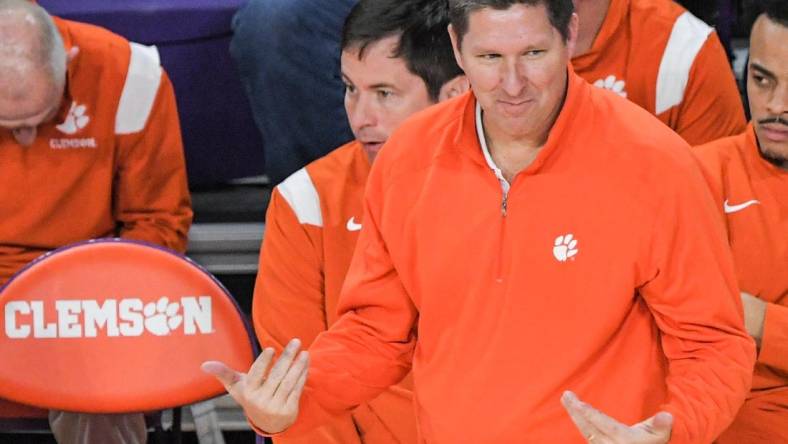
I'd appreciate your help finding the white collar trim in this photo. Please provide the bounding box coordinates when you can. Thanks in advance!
[475,101,510,190]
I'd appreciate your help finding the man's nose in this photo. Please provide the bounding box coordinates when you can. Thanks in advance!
[349,96,377,132]
[500,60,526,97]
[764,83,787,117]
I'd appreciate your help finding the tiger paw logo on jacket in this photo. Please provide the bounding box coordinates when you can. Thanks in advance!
[593,75,628,98]
[50,101,97,149]
[55,101,91,135]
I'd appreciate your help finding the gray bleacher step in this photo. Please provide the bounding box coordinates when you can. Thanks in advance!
[187,223,265,275]
[190,185,271,224]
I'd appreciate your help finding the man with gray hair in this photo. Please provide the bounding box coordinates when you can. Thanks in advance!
[205,1,754,442]
[0,0,192,442]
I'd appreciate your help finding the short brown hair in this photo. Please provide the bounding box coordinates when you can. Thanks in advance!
[448,0,574,47]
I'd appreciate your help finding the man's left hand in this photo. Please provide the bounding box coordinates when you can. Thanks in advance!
[741,292,766,347]
[561,391,672,443]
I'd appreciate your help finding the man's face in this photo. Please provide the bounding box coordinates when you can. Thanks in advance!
[449,4,576,144]
[748,15,788,168]
[0,68,63,146]
[342,35,434,162]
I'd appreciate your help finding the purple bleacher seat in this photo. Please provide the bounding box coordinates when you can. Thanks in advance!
[39,0,266,187]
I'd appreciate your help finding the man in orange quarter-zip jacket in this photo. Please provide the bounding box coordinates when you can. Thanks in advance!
[252,1,467,442]
[0,1,191,285]
[694,3,788,442]
[572,0,746,145]
[0,1,192,442]
[204,1,755,443]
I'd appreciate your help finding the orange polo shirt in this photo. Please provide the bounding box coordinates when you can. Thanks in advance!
[253,141,416,443]
[694,126,788,443]
[264,69,755,443]
[0,18,192,285]
[572,0,746,145]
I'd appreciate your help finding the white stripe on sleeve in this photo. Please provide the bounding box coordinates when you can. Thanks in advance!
[277,168,323,226]
[655,11,713,115]
[115,42,163,134]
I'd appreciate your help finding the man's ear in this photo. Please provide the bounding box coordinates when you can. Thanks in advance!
[447,24,464,71]
[438,75,470,102]
[566,13,580,57]
[66,46,80,64]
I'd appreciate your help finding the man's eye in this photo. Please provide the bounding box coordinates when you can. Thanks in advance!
[525,50,544,57]
[344,84,356,93]
[479,54,499,60]
[752,75,770,87]
[378,90,393,99]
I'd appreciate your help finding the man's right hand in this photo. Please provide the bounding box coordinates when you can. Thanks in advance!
[201,338,309,434]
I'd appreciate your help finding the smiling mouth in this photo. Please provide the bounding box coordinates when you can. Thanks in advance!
[499,100,528,106]
[497,99,533,114]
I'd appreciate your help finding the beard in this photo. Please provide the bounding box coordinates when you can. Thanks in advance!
[756,116,788,170]
[760,146,787,169]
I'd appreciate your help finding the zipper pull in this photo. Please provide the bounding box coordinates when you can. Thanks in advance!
[501,194,508,216]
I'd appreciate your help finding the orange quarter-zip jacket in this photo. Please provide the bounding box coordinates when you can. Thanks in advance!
[694,126,787,443]
[261,69,755,443]
[0,17,192,285]
[253,141,416,443]
[572,0,746,145]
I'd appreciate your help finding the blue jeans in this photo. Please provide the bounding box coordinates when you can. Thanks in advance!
[231,0,358,185]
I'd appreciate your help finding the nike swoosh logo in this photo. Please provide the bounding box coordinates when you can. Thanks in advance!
[723,199,760,214]
[346,217,362,231]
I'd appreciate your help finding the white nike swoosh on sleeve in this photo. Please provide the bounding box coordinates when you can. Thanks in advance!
[346,217,362,231]
[723,199,760,214]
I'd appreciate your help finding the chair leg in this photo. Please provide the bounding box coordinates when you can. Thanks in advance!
[191,400,226,444]
[153,423,165,444]
[172,407,182,444]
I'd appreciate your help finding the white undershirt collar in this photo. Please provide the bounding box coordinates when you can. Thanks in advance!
[475,101,511,193]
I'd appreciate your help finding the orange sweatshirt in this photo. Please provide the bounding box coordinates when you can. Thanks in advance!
[266,70,755,443]
[572,0,746,145]
[0,18,192,285]
[253,141,416,443]
[694,126,788,443]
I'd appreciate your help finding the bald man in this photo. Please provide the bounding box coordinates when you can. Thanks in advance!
[0,1,192,443]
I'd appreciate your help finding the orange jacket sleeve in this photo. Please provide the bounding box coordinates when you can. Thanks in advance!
[114,72,192,253]
[253,189,364,444]
[254,188,328,351]
[639,157,755,443]
[263,163,417,438]
[676,33,746,146]
[759,302,788,372]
